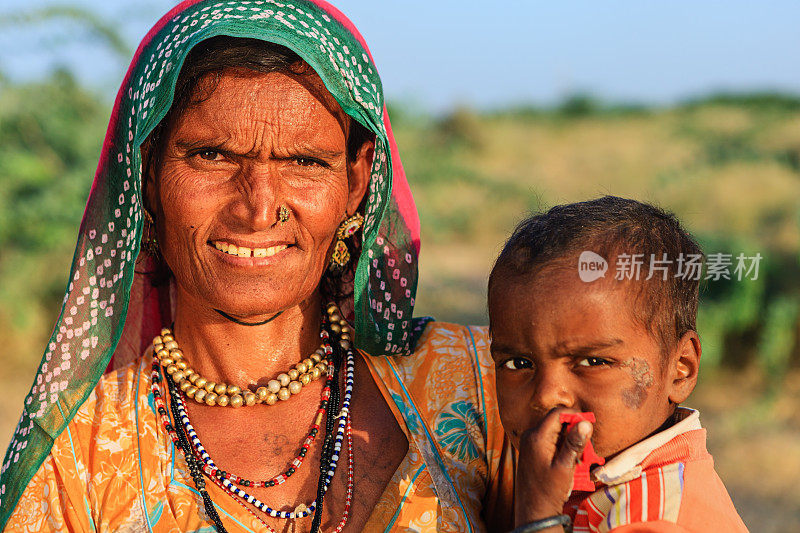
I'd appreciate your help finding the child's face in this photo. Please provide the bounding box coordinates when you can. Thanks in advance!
[489,269,696,459]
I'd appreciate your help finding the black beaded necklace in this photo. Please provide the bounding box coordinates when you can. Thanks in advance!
[311,339,343,532]
[162,319,346,533]
[166,371,230,532]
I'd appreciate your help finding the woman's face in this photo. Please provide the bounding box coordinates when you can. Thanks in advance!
[146,67,372,319]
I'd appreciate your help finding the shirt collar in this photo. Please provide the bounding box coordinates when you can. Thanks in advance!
[591,407,701,486]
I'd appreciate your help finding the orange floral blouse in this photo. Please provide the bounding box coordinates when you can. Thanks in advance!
[6,323,514,532]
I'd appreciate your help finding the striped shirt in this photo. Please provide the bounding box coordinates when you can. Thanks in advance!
[566,408,748,532]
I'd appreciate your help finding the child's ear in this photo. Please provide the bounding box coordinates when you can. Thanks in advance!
[668,331,701,405]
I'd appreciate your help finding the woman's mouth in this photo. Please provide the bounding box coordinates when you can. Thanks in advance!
[211,241,289,258]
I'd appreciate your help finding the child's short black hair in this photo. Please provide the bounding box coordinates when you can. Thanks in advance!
[489,196,703,352]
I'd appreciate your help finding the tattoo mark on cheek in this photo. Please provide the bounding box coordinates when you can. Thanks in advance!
[620,358,655,409]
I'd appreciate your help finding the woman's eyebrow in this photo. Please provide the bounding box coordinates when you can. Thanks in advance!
[278,146,344,160]
[174,138,229,151]
[173,139,344,161]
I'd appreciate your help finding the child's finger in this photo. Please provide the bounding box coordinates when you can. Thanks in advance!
[521,408,571,450]
[553,420,592,469]
[519,408,573,464]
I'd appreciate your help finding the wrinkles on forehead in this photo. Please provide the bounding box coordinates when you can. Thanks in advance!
[173,67,349,150]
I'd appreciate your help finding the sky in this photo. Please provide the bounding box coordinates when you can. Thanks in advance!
[1,0,799,111]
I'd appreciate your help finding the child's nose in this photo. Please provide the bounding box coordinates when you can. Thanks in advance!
[531,369,576,411]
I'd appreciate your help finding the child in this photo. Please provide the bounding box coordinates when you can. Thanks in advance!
[488,196,748,532]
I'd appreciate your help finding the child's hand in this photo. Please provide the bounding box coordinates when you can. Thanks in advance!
[514,407,593,527]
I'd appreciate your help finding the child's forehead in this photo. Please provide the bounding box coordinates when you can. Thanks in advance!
[490,261,638,300]
[488,268,653,338]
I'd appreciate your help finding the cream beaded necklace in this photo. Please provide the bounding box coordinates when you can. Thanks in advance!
[153,304,354,407]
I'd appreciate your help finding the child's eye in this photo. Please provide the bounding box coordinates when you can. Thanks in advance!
[577,357,611,367]
[503,358,533,370]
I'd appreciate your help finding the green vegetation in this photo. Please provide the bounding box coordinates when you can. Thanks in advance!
[0,70,109,365]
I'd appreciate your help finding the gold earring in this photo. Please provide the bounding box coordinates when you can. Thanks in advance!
[278,205,290,224]
[142,209,159,256]
[330,213,364,271]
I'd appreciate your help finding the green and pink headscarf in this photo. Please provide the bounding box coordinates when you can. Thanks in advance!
[0,0,428,524]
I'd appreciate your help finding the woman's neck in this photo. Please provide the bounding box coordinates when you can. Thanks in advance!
[170,288,325,387]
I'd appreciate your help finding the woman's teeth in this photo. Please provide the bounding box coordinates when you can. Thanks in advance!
[213,242,288,258]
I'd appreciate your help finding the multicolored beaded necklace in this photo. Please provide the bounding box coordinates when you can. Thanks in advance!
[151,303,356,533]
[164,348,354,519]
[151,358,331,489]
[195,420,354,533]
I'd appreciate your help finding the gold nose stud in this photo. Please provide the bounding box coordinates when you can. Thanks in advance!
[278,205,290,223]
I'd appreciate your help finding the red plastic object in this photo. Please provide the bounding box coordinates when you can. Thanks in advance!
[559,412,605,492]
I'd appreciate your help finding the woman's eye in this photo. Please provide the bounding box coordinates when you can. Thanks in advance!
[293,157,323,167]
[578,357,611,367]
[195,150,223,161]
[503,358,533,370]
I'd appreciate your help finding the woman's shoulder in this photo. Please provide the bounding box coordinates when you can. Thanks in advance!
[364,321,511,527]
[6,355,155,531]
[390,321,491,377]
[417,321,490,353]
[71,354,151,430]
[53,355,154,479]
[366,320,496,426]
[48,354,155,483]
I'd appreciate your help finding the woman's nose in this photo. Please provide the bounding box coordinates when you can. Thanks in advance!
[236,163,281,230]
[531,368,575,412]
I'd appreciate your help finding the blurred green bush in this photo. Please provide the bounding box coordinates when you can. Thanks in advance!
[0,69,107,365]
